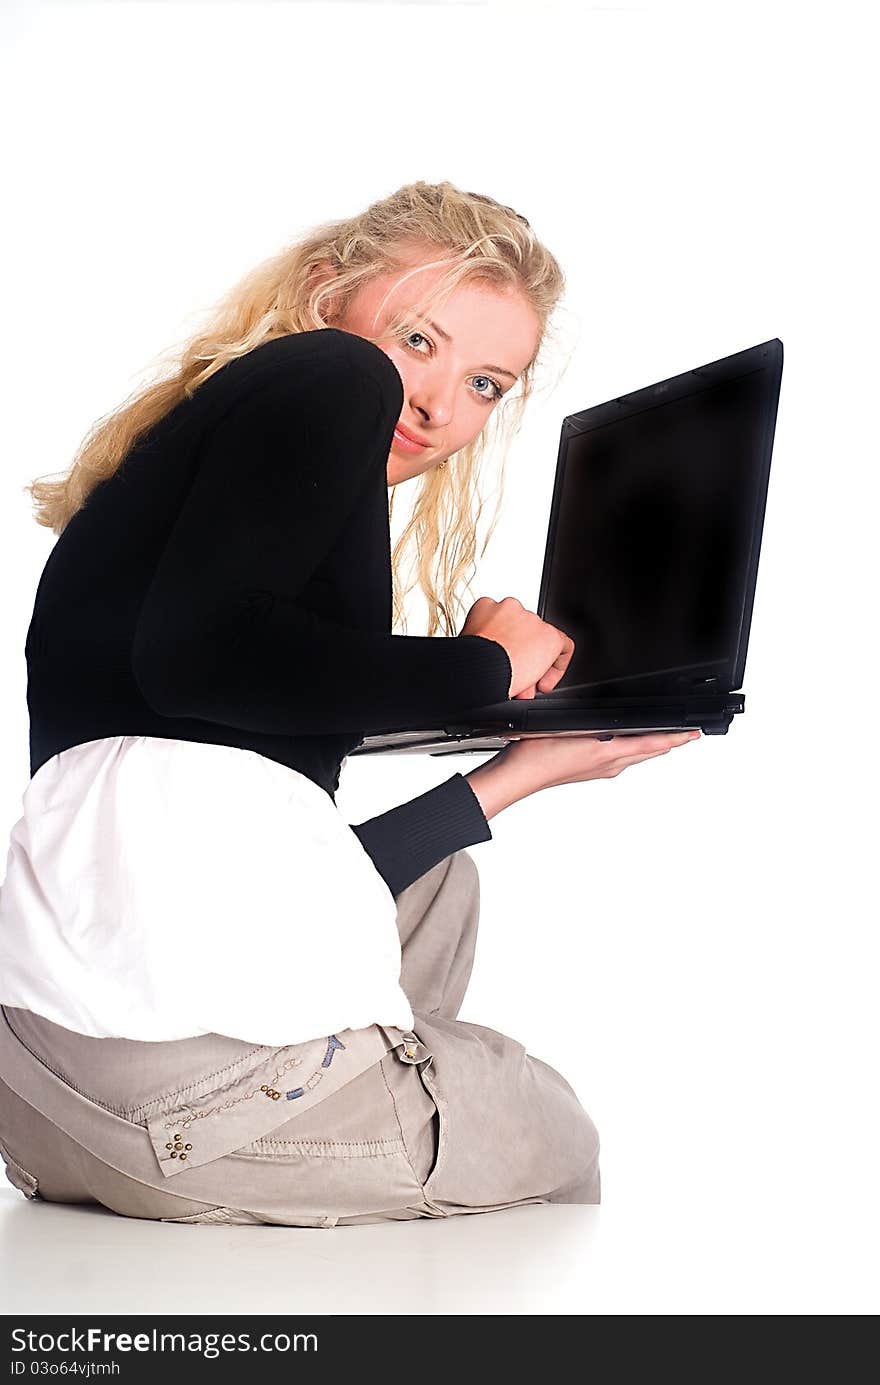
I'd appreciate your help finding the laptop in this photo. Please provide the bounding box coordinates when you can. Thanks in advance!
[349,337,784,761]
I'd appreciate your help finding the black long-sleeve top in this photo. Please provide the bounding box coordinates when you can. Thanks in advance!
[23,327,514,897]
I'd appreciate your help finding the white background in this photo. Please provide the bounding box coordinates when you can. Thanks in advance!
[0,0,877,1315]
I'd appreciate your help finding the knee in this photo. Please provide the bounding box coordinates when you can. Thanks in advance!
[447,849,481,917]
[450,848,479,892]
[572,1109,601,1202]
[583,1108,601,1169]
[415,848,479,900]
[545,1108,600,1205]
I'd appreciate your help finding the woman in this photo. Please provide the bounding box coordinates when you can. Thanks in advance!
[0,180,698,1225]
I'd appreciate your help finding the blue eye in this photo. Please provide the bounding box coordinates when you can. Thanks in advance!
[472,374,504,403]
[401,331,504,405]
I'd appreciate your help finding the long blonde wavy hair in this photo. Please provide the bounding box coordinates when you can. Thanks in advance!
[25,180,567,636]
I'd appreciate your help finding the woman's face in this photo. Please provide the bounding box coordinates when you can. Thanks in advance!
[330,249,542,486]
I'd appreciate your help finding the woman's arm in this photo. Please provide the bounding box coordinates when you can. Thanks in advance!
[130,331,513,735]
[126,329,520,898]
[349,770,495,898]
[350,731,700,898]
[348,746,533,899]
[462,744,536,820]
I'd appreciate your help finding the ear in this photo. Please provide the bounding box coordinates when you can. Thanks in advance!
[308,258,343,326]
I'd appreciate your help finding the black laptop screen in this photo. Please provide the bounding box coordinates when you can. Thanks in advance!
[541,364,774,695]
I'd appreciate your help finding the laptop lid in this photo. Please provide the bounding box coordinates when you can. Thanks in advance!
[535,338,783,700]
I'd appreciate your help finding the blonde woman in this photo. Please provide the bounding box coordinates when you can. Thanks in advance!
[0,181,698,1225]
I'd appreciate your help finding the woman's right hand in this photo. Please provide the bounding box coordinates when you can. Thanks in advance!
[458,595,701,811]
[459,595,574,698]
[463,729,701,820]
[457,595,699,806]
[499,727,701,794]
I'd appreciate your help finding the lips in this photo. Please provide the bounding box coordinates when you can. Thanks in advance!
[394,422,430,447]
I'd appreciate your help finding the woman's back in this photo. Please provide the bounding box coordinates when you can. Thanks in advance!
[24,330,425,797]
[3,325,513,1045]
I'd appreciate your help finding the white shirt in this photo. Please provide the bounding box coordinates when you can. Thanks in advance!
[0,735,415,1046]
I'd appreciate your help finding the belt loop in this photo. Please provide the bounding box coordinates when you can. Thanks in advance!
[396,1028,432,1066]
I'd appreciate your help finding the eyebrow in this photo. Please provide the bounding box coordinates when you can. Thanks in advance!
[424,318,519,381]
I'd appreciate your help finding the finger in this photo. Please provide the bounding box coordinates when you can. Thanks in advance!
[554,632,575,676]
[536,668,564,692]
[614,749,675,767]
[536,635,575,688]
[614,730,699,753]
[603,752,671,776]
[611,737,698,770]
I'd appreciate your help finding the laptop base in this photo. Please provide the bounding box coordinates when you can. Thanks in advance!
[349,693,743,758]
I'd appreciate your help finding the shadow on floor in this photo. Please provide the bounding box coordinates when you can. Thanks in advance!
[0,1187,599,1315]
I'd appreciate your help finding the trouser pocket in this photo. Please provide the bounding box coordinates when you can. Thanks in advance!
[144,1025,407,1180]
[388,1030,447,1204]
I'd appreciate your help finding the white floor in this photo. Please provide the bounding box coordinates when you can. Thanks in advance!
[2,1180,875,1315]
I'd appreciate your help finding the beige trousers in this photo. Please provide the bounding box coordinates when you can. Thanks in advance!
[0,849,600,1225]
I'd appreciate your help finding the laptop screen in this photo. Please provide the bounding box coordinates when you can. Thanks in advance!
[538,341,782,697]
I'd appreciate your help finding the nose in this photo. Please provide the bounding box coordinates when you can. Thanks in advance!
[408,369,455,428]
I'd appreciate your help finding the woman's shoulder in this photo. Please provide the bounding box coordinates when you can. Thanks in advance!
[201,329,403,415]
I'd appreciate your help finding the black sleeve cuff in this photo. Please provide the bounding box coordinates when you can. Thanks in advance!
[349,772,492,899]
